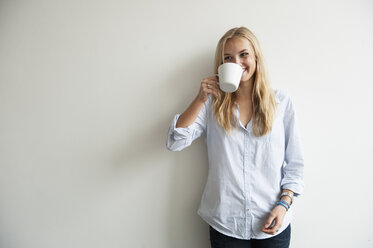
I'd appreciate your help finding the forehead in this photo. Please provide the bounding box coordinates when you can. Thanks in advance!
[224,37,254,54]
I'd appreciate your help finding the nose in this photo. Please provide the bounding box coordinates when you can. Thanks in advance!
[232,56,242,66]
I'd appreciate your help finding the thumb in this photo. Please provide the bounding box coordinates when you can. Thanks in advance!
[264,215,275,228]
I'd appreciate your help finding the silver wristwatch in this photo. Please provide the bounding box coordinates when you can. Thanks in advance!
[280,192,294,205]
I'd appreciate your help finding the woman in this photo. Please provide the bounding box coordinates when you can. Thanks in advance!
[166,27,304,248]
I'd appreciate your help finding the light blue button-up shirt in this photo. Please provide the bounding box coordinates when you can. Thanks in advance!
[166,89,304,240]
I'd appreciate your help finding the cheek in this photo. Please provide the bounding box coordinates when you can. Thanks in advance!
[242,65,256,80]
[244,58,255,69]
[249,61,256,74]
[241,59,256,79]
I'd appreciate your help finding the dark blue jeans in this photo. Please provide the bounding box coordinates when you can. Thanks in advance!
[209,224,291,248]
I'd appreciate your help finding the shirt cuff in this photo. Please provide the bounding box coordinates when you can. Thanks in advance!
[281,182,304,197]
[166,114,197,151]
[169,114,195,140]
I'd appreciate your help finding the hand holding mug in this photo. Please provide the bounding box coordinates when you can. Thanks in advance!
[197,76,219,103]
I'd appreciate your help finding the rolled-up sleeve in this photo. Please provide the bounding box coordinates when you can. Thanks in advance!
[166,99,209,151]
[281,96,305,196]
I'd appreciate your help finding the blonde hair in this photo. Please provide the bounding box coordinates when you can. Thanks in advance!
[212,27,277,136]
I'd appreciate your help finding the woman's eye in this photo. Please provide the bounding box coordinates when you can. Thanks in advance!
[224,56,232,61]
[240,52,249,57]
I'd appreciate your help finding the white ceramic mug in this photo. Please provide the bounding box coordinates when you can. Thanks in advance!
[218,63,243,93]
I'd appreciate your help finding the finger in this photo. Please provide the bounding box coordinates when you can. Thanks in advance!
[204,82,220,92]
[271,221,282,234]
[202,78,219,91]
[263,214,276,229]
[202,78,218,84]
[261,221,283,235]
[201,81,210,89]
[201,82,211,90]
[261,224,276,234]
[205,89,218,97]
[203,83,211,92]
[261,226,277,235]
[204,75,219,81]
[210,89,219,97]
[204,83,218,91]
[261,228,274,235]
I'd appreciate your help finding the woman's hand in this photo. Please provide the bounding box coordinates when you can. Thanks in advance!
[175,76,219,128]
[261,205,287,235]
[197,76,219,103]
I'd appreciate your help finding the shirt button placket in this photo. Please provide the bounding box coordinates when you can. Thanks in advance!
[244,131,252,238]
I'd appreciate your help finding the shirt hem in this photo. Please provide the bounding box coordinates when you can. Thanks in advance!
[198,209,292,240]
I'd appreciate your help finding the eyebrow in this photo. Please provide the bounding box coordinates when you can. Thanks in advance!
[224,49,249,56]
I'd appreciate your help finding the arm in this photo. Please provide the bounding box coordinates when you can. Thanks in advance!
[262,96,304,235]
[176,76,219,128]
[166,76,219,151]
[261,189,295,235]
[175,96,206,128]
[281,96,305,196]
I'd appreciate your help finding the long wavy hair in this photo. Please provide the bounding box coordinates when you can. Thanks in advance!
[212,27,277,136]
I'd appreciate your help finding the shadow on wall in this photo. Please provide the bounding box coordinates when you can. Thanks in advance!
[108,49,214,173]
[106,50,213,247]
[163,51,213,248]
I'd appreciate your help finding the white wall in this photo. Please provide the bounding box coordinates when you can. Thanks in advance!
[1,0,372,247]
